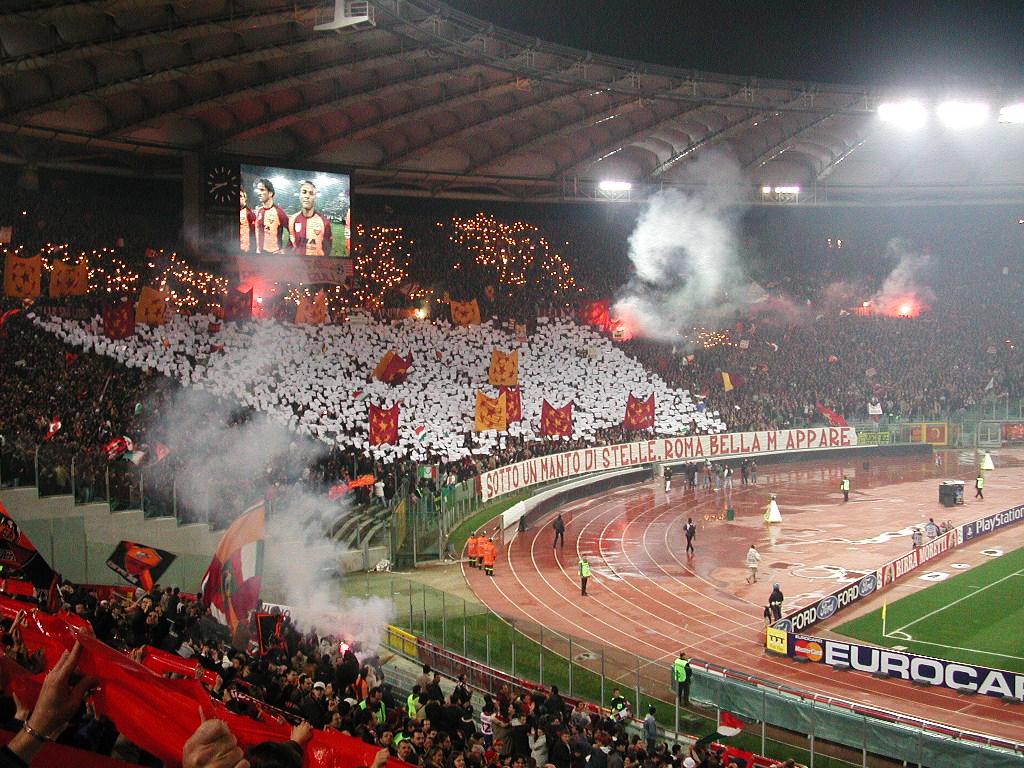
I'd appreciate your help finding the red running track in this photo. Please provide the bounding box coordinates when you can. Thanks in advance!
[465,449,1024,744]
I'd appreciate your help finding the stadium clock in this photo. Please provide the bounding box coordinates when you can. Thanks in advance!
[205,165,239,205]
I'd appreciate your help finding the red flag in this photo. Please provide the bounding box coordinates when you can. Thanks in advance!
[368,403,400,445]
[0,502,61,603]
[499,385,522,422]
[623,392,655,430]
[223,287,253,321]
[540,400,573,438]
[718,711,744,737]
[200,502,264,633]
[0,601,410,768]
[256,612,285,656]
[815,402,848,427]
[327,474,375,500]
[104,436,133,461]
[102,301,135,340]
[43,417,61,441]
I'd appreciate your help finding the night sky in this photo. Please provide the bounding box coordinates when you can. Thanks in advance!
[445,0,1024,88]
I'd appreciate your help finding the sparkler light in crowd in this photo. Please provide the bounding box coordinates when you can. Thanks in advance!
[351,224,411,309]
[442,213,579,298]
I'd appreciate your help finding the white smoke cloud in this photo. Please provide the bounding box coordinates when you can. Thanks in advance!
[870,238,935,313]
[263,490,394,651]
[614,154,757,340]
[152,336,394,652]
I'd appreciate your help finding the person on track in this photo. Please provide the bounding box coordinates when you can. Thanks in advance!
[745,544,761,584]
[684,517,696,557]
[579,555,591,596]
[768,583,784,621]
[553,513,566,549]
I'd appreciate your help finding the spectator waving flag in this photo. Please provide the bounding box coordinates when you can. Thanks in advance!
[294,289,328,325]
[540,400,574,437]
[368,403,400,445]
[499,385,522,422]
[0,501,61,608]
[106,540,176,591]
[43,417,61,441]
[815,402,848,427]
[104,436,134,460]
[623,392,655,430]
[135,286,168,326]
[475,390,508,432]
[450,298,481,325]
[3,253,42,298]
[49,260,89,297]
[488,349,519,386]
[720,371,744,391]
[201,501,265,633]
[102,300,135,340]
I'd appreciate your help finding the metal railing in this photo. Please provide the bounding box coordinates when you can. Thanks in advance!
[351,573,1024,768]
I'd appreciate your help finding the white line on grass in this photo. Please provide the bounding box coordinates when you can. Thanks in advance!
[894,569,1024,634]
[885,636,1024,664]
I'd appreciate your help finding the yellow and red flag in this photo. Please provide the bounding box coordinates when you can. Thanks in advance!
[3,253,42,298]
[474,390,508,432]
[489,348,519,386]
[450,298,481,326]
[373,350,413,384]
[200,502,264,633]
[540,400,574,438]
[499,385,522,422]
[49,260,89,297]
[623,392,655,430]
[136,286,168,326]
[369,403,400,445]
[294,289,328,325]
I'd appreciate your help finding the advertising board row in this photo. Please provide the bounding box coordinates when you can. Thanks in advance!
[478,427,858,501]
[769,502,1024,696]
[787,634,1024,701]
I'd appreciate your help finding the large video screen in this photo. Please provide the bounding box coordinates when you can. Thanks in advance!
[240,164,350,258]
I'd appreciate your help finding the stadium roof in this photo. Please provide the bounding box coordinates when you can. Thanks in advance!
[1,0,1023,204]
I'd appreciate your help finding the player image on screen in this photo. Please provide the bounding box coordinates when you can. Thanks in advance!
[290,180,333,257]
[253,178,290,254]
[239,188,256,254]
[239,164,351,258]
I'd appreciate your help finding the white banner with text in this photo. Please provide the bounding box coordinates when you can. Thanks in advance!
[478,427,858,502]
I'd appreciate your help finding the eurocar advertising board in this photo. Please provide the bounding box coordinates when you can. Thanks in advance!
[789,635,1024,701]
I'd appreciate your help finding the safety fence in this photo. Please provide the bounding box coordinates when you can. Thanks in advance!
[344,572,1024,767]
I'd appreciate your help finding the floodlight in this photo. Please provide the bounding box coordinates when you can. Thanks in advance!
[598,180,632,192]
[761,185,772,194]
[937,101,989,129]
[774,185,800,195]
[877,100,927,129]
[998,104,1024,124]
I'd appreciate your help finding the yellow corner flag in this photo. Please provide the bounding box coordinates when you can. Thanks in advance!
[881,601,887,635]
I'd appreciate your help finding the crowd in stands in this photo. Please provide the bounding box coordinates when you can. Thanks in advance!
[0,580,782,768]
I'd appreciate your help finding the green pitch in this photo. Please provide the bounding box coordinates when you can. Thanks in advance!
[835,544,1024,673]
